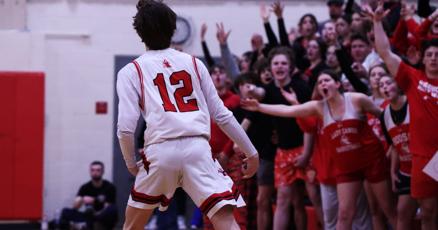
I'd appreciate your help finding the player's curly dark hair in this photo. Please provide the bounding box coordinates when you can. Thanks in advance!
[133,0,176,50]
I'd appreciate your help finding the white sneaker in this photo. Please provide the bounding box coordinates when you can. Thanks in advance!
[177,215,187,230]
[145,215,158,230]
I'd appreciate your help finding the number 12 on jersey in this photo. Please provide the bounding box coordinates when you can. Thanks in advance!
[153,70,199,112]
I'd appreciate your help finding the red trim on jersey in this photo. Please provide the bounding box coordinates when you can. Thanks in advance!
[199,186,240,215]
[130,188,171,207]
[192,56,201,82]
[132,60,145,111]
[140,152,151,174]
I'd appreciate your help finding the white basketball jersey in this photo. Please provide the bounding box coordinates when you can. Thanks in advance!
[117,48,232,146]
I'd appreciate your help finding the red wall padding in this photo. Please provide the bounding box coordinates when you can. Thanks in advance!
[0,72,44,220]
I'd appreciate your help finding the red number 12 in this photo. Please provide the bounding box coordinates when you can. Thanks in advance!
[153,71,199,112]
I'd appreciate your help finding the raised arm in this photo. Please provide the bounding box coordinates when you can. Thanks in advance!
[260,3,279,47]
[365,2,402,78]
[200,23,215,68]
[241,98,321,118]
[415,9,438,40]
[216,22,241,81]
[335,45,370,94]
[272,1,291,46]
[390,4,412,55]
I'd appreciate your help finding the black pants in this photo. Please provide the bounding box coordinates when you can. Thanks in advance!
[58,205,118,230]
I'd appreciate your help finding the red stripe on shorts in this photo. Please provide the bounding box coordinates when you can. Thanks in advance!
[200,184,241,215]
[131,188,171,207]
[200,191,235,215]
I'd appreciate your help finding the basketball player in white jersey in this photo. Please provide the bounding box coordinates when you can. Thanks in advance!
[116,1,259,230]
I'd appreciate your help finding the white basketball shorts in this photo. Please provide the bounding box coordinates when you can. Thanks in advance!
[127,136,245,218]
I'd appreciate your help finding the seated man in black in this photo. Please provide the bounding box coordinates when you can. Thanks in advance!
[58,161,118,230]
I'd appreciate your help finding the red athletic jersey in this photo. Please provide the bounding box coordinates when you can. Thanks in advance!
[367,99,389,151]
[322,93,385,174]
[297,117,336,185]
[395,62,438,157]
[323,120,384,174]
[382,106,412,175]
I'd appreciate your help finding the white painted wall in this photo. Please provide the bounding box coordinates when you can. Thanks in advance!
[0,0,26,30]
[0,0,328,218]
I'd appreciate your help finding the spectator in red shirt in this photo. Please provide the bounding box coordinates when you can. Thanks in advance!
[370,2,438,229]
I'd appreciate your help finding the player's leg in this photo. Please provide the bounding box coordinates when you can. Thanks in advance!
[411,155,438,230]
[336,181,362,230]
[306,181,323,227]
[123,206,154,230]
[125,140,180,230]
[352,188,372,230]
[363,181,388,230]
[396,194,417,230]
[273,147,301,229]
[181,137,245,229]
[291,181,307,230]
[257,184,275,230]
[368,179,397,228]
[365,156,397,229]
[273,185,293,229]
[394,171,417,230]
[418,198,438,230]
[256,158,275,230]
[210,205,239,230]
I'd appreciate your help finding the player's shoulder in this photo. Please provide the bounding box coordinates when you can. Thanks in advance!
[170,49,198,64]
[117,61,136,79]
[172,48,191,57]
[145,48,191,59]
[168,50,208,73]
[147,48,196,65]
